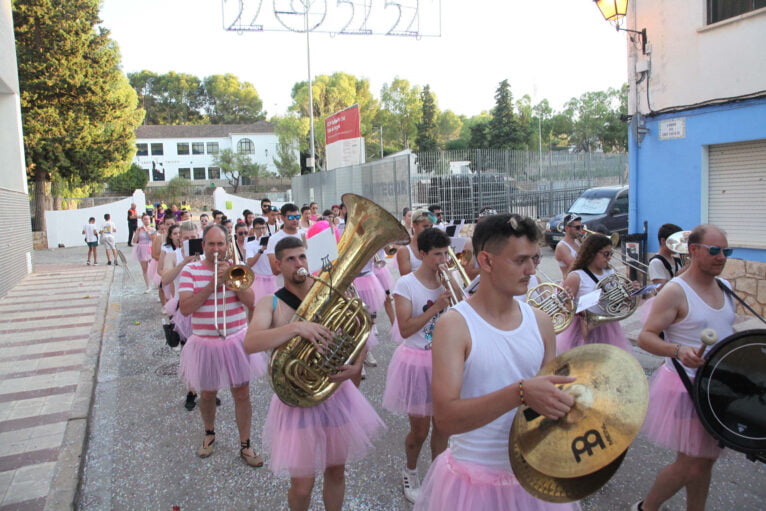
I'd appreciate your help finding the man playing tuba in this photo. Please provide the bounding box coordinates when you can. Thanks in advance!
[244,236,385,511]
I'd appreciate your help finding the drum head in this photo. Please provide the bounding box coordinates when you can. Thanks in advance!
[694,329,766,455]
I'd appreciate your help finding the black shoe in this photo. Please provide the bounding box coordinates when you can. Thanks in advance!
[215,397,221,407]
[114,261,119,266]
[107,261,112,265]
[184,392,197,411]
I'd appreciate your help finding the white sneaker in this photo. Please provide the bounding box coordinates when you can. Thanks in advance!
[373,324,379,336]
[364,351,378,367]
[144,287,152,294]
[630,501,644,511]
[361,366,367,380]
[402,467,421,503]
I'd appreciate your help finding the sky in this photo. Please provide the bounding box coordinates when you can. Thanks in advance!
[99,0,629,118]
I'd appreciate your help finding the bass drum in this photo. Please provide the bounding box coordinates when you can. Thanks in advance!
[693,329,766,458]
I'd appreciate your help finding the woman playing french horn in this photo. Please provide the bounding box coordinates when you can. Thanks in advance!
[557,234,639,354]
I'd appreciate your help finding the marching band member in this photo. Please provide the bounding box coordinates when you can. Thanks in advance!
[244,237,385,511]
[415,214,578,511]
[246,217,277,302]
[266,203,304,286]
[383,228,452,503]
[177,224,265,467]
[648,223,685,288]
[557,234,634,354]
[132,213,157,293]
[396,209,434,276]
[634,225,735,511]
[555,213,583,279]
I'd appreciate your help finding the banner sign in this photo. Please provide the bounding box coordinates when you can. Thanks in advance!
[325,105,361,145]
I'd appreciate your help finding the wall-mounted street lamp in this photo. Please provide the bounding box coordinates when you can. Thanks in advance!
[592,0,648,55]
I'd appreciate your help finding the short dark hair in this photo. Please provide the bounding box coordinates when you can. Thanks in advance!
[301,205,310,213]
[260,197,271,204]
[104,213,110,220]
[212,209,223,218]
[281,203,299,216]
[199,213,209,220]
[203,223,228,240]
[253,217,266,226]
[89,217,96,222]
[427,204,442,213]
[322,209,332,217]
[418,228,450,253]
[658,223,683,243]
[235,221,248,232]
[243,209,253,217]
[472,214,541,255]
[275,236,304,259]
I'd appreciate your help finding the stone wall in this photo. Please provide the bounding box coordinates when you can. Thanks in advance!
[721,258,766,317]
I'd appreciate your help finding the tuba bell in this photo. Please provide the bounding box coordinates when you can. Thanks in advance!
[269,194,410,407]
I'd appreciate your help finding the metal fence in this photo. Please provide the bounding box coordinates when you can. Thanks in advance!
[291,149,628,221]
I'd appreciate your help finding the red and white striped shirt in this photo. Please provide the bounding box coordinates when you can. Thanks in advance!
[178,262,248,338]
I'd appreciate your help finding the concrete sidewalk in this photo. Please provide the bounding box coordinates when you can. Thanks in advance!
[0,247,115,510]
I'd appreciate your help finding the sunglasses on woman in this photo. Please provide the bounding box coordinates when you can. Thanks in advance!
[692,243,733,257]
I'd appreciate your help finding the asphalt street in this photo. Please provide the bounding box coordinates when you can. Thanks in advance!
[69,245,765,511]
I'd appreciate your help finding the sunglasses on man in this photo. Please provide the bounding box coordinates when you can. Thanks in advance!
[692,243,733,257]
[285,214,301,221]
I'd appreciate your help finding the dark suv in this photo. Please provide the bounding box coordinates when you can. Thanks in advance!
[545,186,629,248]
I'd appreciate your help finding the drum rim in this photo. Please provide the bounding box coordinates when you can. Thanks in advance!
[693,329,766,455]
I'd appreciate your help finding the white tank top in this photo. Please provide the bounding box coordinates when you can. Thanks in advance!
[663,277,735,377]
[406,244,422,272]
[173,248,184,290]
[449,301,545,471]
[558,240,579,269]
[572,267,614,314]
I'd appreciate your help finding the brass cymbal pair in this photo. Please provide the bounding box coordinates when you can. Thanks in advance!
[508,344,649,503]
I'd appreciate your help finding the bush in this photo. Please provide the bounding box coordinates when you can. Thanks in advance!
[108,163,149,194]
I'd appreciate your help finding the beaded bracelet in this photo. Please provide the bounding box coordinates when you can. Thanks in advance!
[673,343,681,359]
[519,380,526,406]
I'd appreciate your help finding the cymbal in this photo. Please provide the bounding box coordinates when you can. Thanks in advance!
[509,431,628,503]
[512,344,648,478]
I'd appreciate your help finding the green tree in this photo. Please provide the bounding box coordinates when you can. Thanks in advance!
[469,119,491,149]
[128,70,205,124]
[272,142,301,177]
[108,163,149,194]
[203,74,266,124]
[436,110,463,147]
[415,85,439,151]
[15,0,144,230]
[380,77,421,151]
[564,85,627,152]
[211,148,265,192]
[489,79,523,149]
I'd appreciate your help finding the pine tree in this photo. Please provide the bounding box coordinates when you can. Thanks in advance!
[14,0,144,231]
[489,79,521,149]
[415,85,439,151]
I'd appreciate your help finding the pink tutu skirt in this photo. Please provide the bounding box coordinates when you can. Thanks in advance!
[132,242,153,263]
[414,449,580,511]
[148,258,161,285]
[251,274,277,302]
[179,328,267,392]
[366,328,379,350]
[382,344,433,417]
[354,274,386,314]
[640,364,723,459]
[556,315,632,354]
[373,264,395,291]
[263,380,386,478]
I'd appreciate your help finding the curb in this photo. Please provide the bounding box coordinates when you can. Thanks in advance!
[44,265,117,510]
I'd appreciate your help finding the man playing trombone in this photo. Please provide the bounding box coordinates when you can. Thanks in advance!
[177,224,265,468]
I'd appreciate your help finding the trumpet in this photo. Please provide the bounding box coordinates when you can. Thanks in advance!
[439,263,467,306]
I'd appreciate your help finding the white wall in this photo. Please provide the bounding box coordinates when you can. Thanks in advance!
[0,0,27,193]
[212,187,284,221]
[629,3,766,114]
[45,190,146,247]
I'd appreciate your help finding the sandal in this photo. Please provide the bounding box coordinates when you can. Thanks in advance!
[239,439,264,467]
[197,429,215,458]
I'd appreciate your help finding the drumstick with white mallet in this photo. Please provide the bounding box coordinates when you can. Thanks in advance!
[697,328,718,357]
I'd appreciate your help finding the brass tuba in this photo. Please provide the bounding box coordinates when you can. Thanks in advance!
[584,271,638,328]
[269,194,410,407]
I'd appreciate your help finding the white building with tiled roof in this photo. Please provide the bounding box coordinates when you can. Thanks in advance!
[133,122,280,187]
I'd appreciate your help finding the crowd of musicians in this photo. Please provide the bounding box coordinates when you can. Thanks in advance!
[126,196,740,511]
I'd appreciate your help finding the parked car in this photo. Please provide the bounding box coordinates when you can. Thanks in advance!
[545,186,629,248]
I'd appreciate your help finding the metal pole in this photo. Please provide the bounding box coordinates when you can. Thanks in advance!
[379,125,384,159]
[538,115,543,179]
[305,7,315,172]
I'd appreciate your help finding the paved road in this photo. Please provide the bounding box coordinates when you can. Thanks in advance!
[5,245,764,510]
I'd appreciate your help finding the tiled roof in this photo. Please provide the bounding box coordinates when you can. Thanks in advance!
[136,122,274,139]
